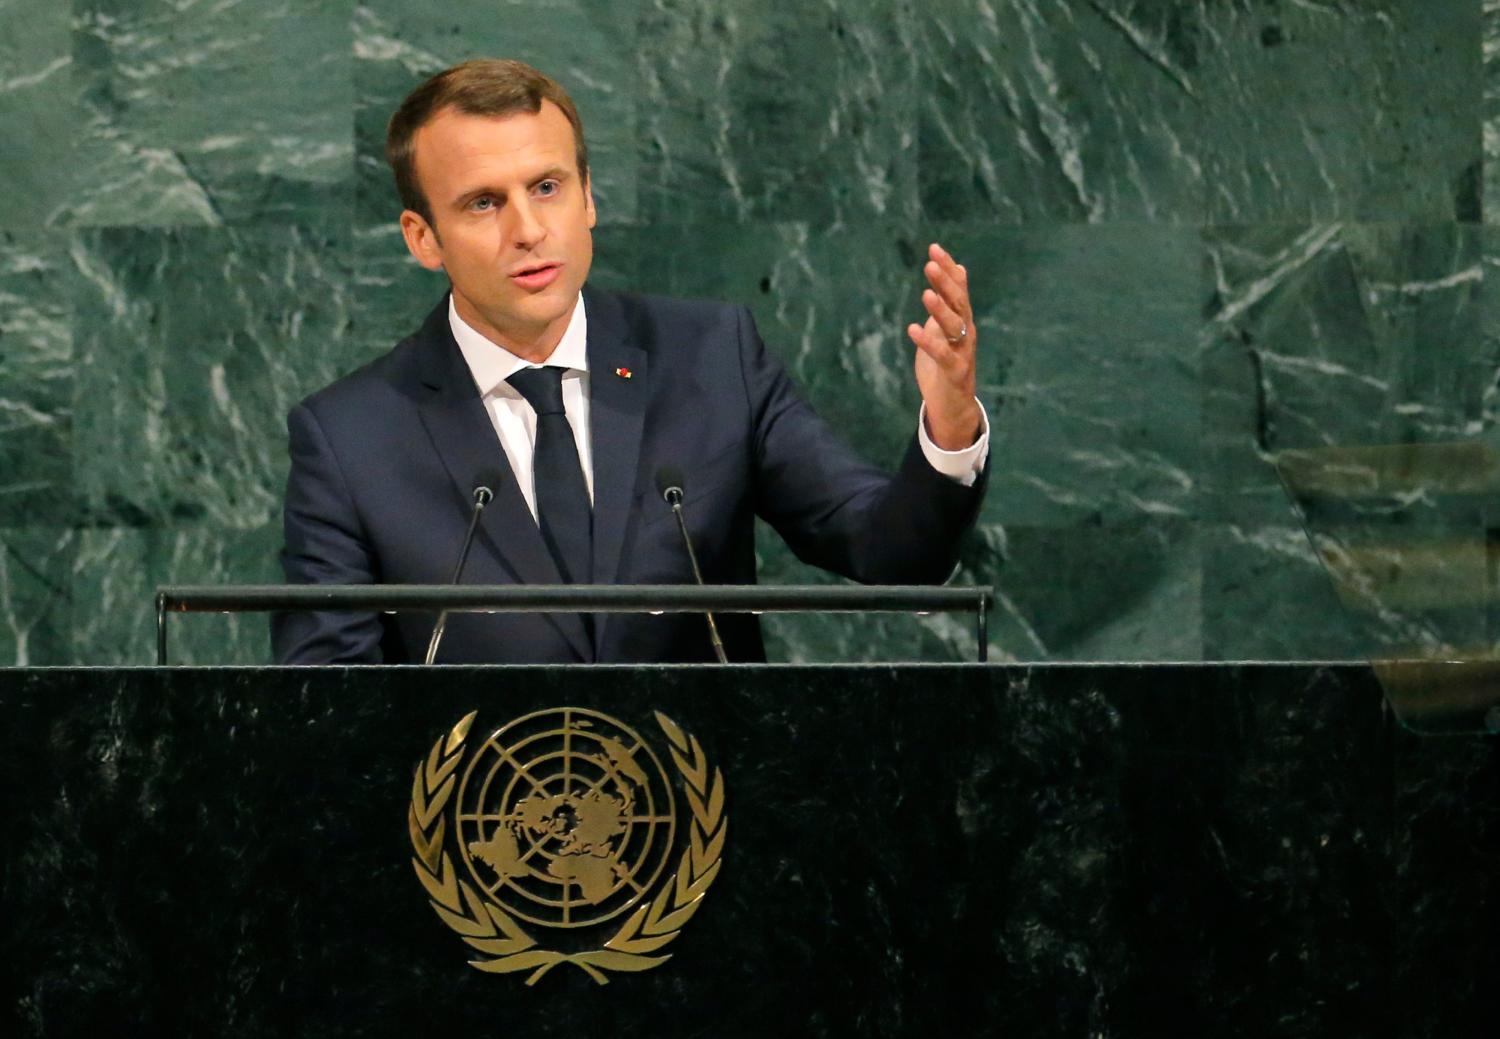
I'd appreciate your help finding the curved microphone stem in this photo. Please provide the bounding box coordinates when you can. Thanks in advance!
[666,488,728,664]
[425,486,494,665]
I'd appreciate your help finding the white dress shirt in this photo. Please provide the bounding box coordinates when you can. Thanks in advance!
[450,295,594,520]
[449,294,989,523]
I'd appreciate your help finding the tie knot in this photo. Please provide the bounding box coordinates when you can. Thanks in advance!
[507,366,566,415]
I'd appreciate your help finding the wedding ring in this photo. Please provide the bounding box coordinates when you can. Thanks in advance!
[946,322,968,344]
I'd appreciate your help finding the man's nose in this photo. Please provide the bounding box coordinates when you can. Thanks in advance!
[508,199,546,247]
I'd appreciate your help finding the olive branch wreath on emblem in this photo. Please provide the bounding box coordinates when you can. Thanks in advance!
[408,710,726,985]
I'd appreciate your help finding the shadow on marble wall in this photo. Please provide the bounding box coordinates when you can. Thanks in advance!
[0,0,1493,664]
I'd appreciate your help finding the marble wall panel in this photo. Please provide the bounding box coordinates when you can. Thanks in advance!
[636,0,919,227]
[1486,0,1500,222]
[71,226,356,530]
[66,0,354,228]
[70,524,280,663]
[955,222,1202,527]
[759,519,1198,665]
[1201,222,1492,657]
[353,0,639,231]
[0,528,73,665]
[0,232,72,525]
[0,0,74,229]
[986,520,1201,662]
[1201,521,1396,662]
[1206,223,1484,450]
[1196,0,1480,224]
[1202,222,1487,523]
[1485,228,1500,426]
[346,223,444,359]
[918,0,1202,222]
[920,0,1479,224]
[1479,226,1500,649]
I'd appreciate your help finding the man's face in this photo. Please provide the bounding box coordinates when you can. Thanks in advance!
[400,101,595,357]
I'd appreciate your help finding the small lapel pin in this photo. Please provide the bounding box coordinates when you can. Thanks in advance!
[614,367,633,379]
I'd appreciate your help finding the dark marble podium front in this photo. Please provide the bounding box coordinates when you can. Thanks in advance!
[1,664,1494,1037]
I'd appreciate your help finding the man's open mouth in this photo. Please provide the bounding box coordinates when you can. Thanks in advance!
[510,262,563,289]
[511,262,559,277]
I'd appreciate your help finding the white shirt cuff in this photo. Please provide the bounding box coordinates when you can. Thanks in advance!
[917,399,990,487]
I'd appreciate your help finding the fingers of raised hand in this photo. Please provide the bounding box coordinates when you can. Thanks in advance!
[925,260,968,316]
[925,244,972,332]
[922,289,968,346]
[911,243,977,370]
[907,319,962,372]
[907,321,943,360]
[928,241,969,294]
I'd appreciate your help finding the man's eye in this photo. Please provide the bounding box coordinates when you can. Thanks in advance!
[536,180,559,197]
[471,196,494,211]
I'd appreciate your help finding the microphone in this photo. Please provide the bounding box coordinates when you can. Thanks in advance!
[425,471,503,665]
[655,467,728,664]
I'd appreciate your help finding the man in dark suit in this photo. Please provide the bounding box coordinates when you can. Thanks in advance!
[273,60,989,664]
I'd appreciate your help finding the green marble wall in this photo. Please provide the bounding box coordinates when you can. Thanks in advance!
[0,0,1492,664]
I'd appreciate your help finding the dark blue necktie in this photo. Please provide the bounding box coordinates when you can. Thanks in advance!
[507,366,592,586]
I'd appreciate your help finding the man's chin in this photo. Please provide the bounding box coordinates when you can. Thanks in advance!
[469,289,579,351]
[515,291,575,327]
[465,285,571,320]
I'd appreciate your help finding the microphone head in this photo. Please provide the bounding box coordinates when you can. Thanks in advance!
[472,468,504,507]
[655,466,685,504]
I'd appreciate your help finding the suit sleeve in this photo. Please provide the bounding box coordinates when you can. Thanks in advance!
[270,401,386,663]
[737,306,988,583]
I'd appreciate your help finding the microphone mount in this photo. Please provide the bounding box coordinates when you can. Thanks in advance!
[656,468,728,664]
[425,475,501,665]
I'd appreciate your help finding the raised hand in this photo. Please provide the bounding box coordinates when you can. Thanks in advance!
[906,243,981,451]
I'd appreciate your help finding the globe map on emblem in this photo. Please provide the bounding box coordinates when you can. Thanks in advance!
[454,708,677,929]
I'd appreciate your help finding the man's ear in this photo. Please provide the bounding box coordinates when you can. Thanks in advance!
[584,175,597,229]
[399,209,445,271]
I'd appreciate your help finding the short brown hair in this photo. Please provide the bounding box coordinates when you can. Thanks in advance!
[385,59,589,225]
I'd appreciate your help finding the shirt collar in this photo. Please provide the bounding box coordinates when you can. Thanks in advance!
[448,293,589,397]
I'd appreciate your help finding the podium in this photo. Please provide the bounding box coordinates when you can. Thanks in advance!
[1,662,1494,1036]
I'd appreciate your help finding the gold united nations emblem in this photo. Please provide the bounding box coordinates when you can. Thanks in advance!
[408,708,726,984]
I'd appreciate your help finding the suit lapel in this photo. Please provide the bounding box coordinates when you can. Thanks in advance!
[584,288,648,651]
[412,298,592,661]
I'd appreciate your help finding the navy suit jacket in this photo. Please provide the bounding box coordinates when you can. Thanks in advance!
[272,287,987,664]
